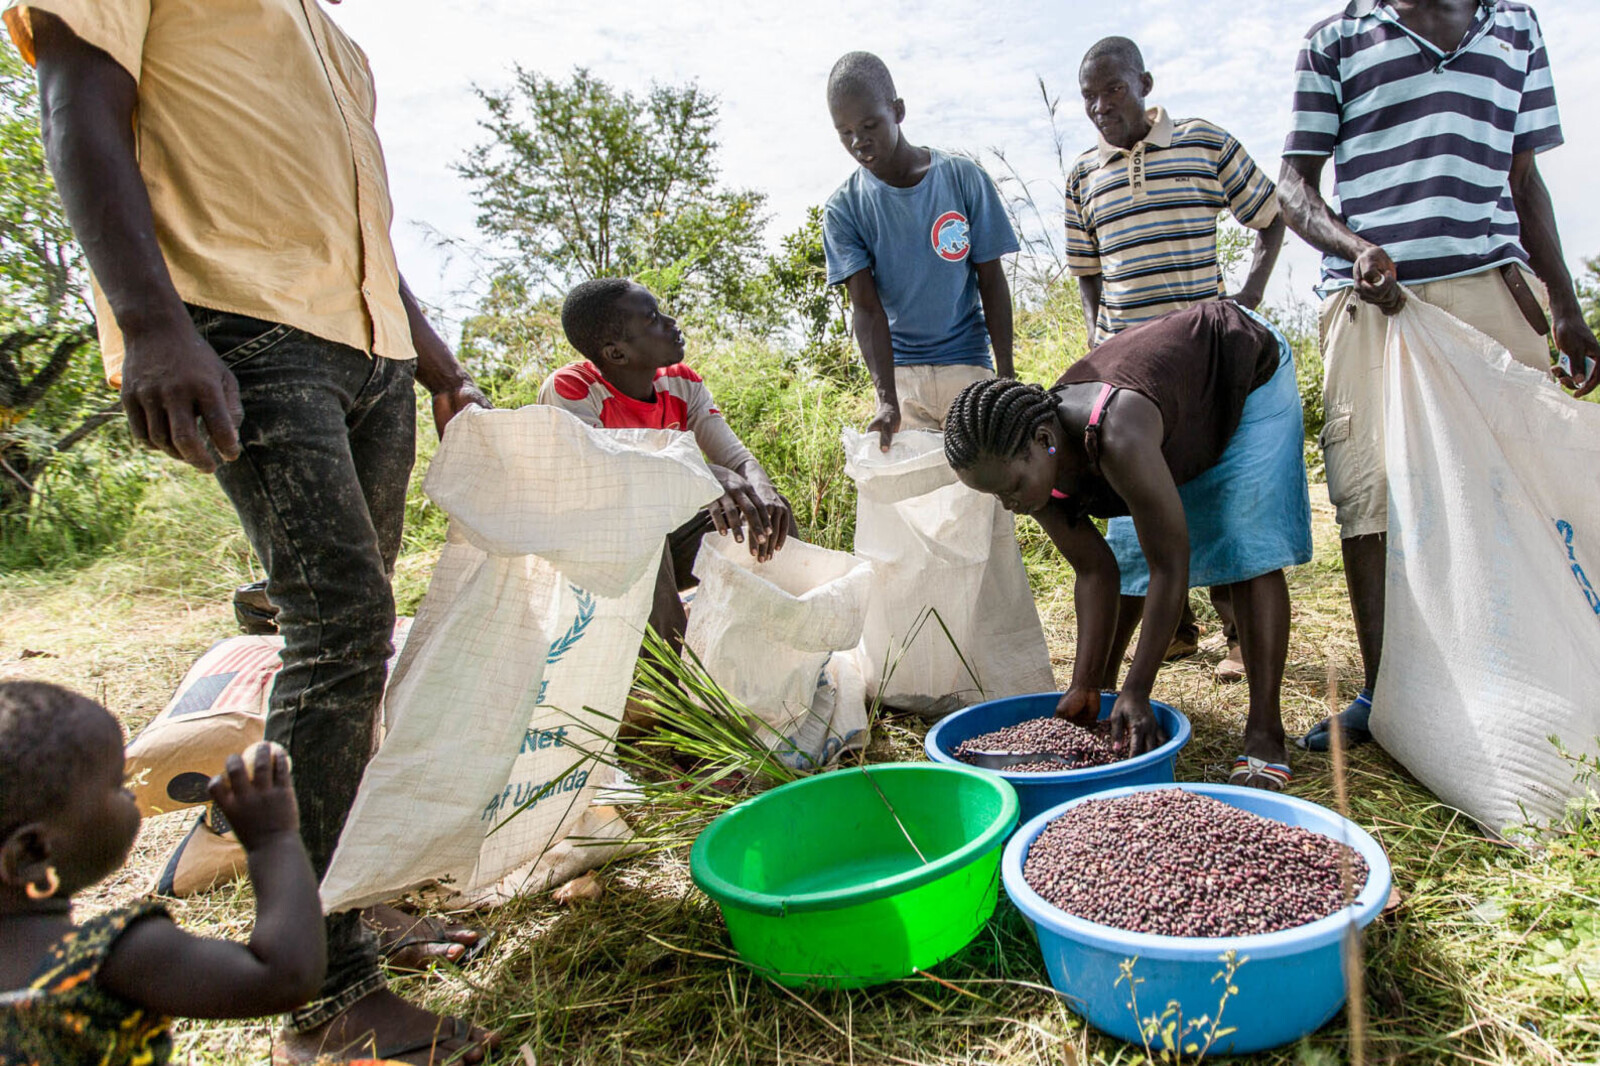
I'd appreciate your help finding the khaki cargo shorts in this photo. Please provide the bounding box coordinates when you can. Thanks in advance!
[894,363,994,431]
[1319,265,1552,538]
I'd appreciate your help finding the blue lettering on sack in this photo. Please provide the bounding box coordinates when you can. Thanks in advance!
[1555,520,1600,615]
[519,726,568,753]
[480,766,591,823]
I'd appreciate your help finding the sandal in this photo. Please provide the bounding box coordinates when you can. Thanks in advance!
[367,907,491,972]
[1214,641,1245,683]
[373,1015,482,1062]
[1229,755,1292,792]
[300,1016,486,1063]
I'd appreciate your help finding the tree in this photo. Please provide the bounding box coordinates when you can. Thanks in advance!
[0,45,137,560]
[766,207,854,382]
[454,268,565,402]
[457,67,770,331]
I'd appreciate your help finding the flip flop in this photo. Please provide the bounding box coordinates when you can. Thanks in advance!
[1300,692,1374,752]
[372,1016,488,1062]
[378,932,492,972]
[368,908,491,972]
[1229,755,1292,792]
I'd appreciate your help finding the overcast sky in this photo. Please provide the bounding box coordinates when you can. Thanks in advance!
[325,0,1600,336]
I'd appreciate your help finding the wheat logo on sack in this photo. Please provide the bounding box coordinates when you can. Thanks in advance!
[931,211,970,262]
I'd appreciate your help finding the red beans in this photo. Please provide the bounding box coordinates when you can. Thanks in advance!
[954,717,1122,772]
[1022,789,1370,937]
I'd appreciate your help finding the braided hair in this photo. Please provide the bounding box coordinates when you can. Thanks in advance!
[943,378,1058,471]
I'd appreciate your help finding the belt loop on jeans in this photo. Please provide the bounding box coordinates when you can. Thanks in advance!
[287,969,387,1033]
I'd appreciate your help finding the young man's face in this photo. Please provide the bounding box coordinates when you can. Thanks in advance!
[829,90,905,180]
[603,284,686,371]
[1079,56,1153,150]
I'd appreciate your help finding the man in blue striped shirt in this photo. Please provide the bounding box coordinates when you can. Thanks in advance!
[1279,0,1600,752]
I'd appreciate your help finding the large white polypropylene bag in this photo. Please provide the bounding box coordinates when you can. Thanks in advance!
[685,535,873,766]
[843,429,1054,716]
[1375,297,1600,835]
[320,406,721,911]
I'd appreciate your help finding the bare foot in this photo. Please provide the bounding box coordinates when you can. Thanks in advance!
[276,988,498,1064]
[365,903,483,970]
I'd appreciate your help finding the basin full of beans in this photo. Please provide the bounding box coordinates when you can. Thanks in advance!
[1021,789,1369,938]
[953,717,1123,772]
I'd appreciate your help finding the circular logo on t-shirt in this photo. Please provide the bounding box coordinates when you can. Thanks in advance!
[931,211,971,262]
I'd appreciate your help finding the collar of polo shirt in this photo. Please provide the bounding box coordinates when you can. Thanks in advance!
[1096,106,1174,163]
[1345,0,1495,16]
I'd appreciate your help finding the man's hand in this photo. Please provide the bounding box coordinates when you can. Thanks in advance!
[208,742,300,852]
[430,380,492,438]
[868,399,902,453]
[1552,309,1600,398]
[1054,685,1102,730]
[749,484,796,563]
[1106,691,1168,757]
[709,466,774,555]
[120,320,245,473]
[1352,243,1405,315]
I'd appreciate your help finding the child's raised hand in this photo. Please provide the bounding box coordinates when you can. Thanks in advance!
[208,742,300,851]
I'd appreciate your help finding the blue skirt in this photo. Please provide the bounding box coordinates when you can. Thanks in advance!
[1106,310,1313,595]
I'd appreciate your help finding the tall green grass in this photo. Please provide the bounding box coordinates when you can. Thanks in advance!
[0,438,152,571]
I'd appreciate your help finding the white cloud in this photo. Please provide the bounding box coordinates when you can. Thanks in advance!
[330,0,1600,333]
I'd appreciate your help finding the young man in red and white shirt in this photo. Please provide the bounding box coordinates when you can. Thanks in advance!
[540,278,795,645]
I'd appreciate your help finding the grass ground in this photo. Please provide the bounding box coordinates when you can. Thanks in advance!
[4,371,1600,1065]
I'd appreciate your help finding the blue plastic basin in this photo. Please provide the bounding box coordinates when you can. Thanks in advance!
[924,692,1191,825]
[1002,783,1392,1055]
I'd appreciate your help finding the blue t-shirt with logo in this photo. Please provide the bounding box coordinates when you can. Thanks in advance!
[822,149,1019,367]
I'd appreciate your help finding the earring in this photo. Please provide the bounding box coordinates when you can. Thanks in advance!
[25,866,60,901]
[1047,445,1057,455]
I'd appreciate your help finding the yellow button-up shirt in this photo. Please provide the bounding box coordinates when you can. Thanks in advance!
[3,0,414,384]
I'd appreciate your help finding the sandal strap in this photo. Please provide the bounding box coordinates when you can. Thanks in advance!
[374,1015,470,1060]
[1230,755,1293,787]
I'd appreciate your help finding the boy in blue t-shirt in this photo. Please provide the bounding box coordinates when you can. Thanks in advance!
[822,51,1019,451]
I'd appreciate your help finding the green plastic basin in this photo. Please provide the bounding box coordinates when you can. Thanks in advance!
[689,762,1019,988]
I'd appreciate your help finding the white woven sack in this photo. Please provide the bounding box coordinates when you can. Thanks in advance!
[843,429,1053,716]
[321,406,720,911]
[684,535,873,766]
[1374,297,1600,835]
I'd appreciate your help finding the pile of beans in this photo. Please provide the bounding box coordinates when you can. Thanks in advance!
[1022,789,1369,937]
[953,716,1121,772]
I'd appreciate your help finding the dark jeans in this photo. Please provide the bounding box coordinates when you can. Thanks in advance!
[191,306,415,1015]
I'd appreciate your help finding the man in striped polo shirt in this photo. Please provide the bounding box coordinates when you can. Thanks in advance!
[1065,36,1286,680]
[1279,0,1600,752]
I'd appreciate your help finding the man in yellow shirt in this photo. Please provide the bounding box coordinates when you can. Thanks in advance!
[2,1,495,1061]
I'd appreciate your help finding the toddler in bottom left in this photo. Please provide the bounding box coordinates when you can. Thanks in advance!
[0,680,325,1065]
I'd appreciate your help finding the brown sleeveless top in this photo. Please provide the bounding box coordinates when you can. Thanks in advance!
[1051,300,1280,518]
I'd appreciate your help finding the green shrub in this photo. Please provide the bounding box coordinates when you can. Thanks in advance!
[0,437,151,570]
[695,338,872,553]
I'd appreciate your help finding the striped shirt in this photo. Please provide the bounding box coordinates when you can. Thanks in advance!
[1066,109,1279,343]
[1284,0,1563,294]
